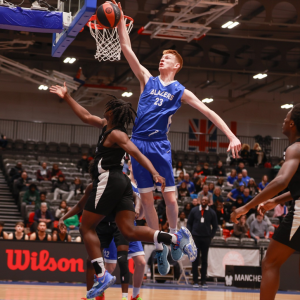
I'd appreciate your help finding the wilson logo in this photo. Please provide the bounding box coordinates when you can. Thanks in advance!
[6,249,85,272]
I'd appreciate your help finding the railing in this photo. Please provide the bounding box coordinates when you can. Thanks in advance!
[0,118,289,157]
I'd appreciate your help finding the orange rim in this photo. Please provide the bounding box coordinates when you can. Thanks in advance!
[84,15,133,31]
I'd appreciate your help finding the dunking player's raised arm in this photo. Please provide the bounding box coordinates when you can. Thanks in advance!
[49,82,106,129]
[113,1,151,90]
[181,89,241,158]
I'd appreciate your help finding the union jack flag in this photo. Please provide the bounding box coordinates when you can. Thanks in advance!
[188,119,217,152]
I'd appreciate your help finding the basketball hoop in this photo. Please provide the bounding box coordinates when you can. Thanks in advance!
[85,15,133,62]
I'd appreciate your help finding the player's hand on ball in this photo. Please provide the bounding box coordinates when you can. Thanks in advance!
[153,174,166,192]
[227,136,241,159]
[50,82,68,99]
[111,0,124,18]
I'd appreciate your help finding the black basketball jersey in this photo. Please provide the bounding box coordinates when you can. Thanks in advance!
[93,125,127,174]
[36,232,49,241]
[13,232,26,240]
[285,138,300,203]
[56,233,69,242]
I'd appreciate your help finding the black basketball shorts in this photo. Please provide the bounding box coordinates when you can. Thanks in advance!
[84,169,135,216]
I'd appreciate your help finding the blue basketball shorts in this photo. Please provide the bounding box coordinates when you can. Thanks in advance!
[131,138,175,193]
[103,238,145,263]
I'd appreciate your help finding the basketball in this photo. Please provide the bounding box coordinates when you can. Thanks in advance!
[96,2,121,29]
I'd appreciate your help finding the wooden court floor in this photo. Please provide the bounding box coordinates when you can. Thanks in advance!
[0,284,299,300]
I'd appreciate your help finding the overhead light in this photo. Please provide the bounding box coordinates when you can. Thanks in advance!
[221,21,239,29]
[38,85,48,90]
[63,57,76,64]
[253,73,268,80]
[122,92,133,97]
[281,104,293,109]
[202,98,213,103]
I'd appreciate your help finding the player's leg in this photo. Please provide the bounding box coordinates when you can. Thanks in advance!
[139,192,160,230]
[260,239,294,300]
[131,254,146,300]
[117,245,130,300]
[163,191,178,234]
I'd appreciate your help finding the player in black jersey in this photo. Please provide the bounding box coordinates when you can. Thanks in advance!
[50,83,197,299]
[231,104,300,300]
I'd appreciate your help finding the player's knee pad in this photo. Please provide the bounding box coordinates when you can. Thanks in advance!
[117,251,129,284]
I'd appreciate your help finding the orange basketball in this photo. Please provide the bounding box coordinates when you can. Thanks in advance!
[96,2,121,29]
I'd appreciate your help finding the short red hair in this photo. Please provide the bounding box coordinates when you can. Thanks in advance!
[163,49,183,74]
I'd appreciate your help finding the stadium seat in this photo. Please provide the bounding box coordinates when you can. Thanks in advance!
[70,143,80,154]
[80,143,90,154]
[60,157,71,162]
[211,236,226,246]
[48,142,59,153]
[186,152,196,163]
[14,139,25,151]
[241,238,256,247]
[257,239,270,247]
[69,229,80,238]
[269,217,280,225]
[25,141,36,151]
[207,153,218,164]
[59,143,69,153]
[5,138,13,150]
[197,152,207,163]
[218,153,227,164]
[226,237,240,247]
[37,141,47,152]
[176,150,186,161]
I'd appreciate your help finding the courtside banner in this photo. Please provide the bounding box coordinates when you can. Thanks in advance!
[0,240,86,282]
[207,247,260,277]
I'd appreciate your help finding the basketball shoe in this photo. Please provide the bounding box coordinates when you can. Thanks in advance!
[175,227,197,262]
[86,272,116,299]
[131,295,142,300]
[155,244,170,275]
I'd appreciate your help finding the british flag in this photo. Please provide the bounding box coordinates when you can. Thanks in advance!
[188,119,217,152]
[188,119,237,152]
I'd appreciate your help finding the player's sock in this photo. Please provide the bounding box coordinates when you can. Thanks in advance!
[154,241,164,251]
[132,287,140,298]
[154,230,177,245]
[169,227,177,234]
[122,293,128,300]
[91,257,106,277]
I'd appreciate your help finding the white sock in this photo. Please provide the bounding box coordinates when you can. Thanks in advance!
[122,293,128,299]
[169,227,177,234]
[132,287,140,298]
[153,230,164,250]
[91,257,105,277]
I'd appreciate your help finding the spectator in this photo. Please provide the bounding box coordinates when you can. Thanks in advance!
[191,198,199,208]
[247,178,258,196]
[173,161,186,178]
[37,162,51,181]
[178,182,190,199]
[52,223,71,242]
[178,174,195,194]
[240,144,250,164]
[53,175,73,202]
[77,154,90,174]
[226,169,237,187]
[55,200,68,220]
[23,183,40,206]
[236,162,245,174]
[194,177,204,194]
[70,177,85,197]
[30,221,52,241]
[197,184,213,205]
[241,169,250,185]
[8,222,28,240]
[187,196,218,288]
[213,160,226,177]
[235,196,244,208]
[247,211,273,233]
[0,133,7,149]
[35,192,49,210]
[64,207,80,231]
[227,184,245,203]
[216,177,224,187]
[9,162,24,182]
[233,173,246,189]
[183,203,192,218]
[215,203,226,228]
[208,182,215,194]
[177,211,187,230]
[32,203,54,232]
[242,188,253,204]
[274,160,284,170]
[250,212,269,243]
[0,221,9,239]
[15,171,31,193]
[200,162,211,176]
[232,215,249,239]
[249,143,264,167]
[50,164,64,181]
[273,203,287,223]
[193,165,202,178]
[177,171,184,182]
[213,186,223,205]
[157,199,166,220]
[258,175,269,192]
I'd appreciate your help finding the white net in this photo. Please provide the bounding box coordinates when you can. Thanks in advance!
[88,16,133,62]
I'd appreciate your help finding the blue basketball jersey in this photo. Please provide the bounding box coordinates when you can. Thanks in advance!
[132,76,185,140]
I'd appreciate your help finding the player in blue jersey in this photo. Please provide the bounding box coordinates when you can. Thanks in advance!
[114,0,241,275]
